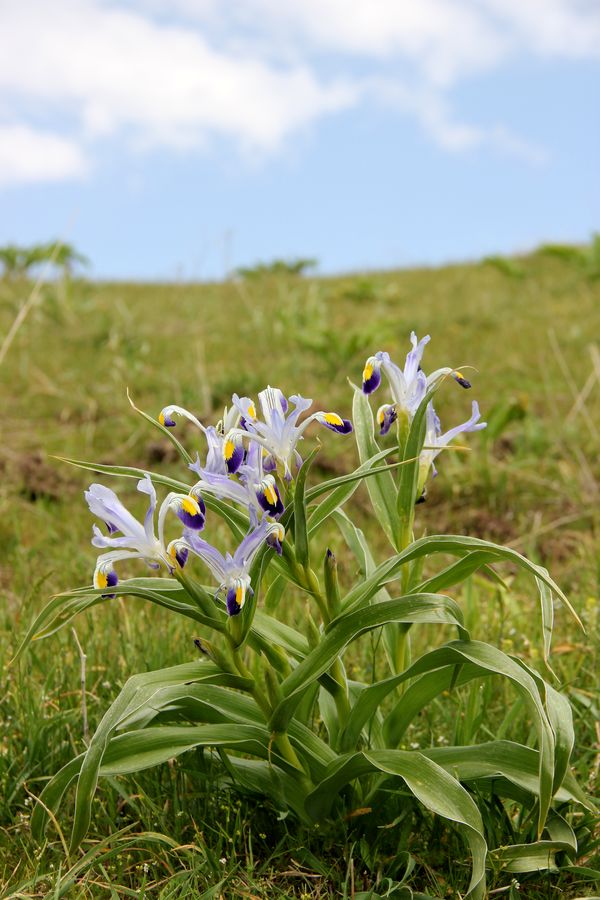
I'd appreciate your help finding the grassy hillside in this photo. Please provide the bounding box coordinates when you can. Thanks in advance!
[1,249,599,897]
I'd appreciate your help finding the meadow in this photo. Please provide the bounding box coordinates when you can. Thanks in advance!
[0,247,599,898]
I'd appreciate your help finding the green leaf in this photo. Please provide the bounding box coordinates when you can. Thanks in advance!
[55,456,192,492]
[270,594,467,732]
[340,534,582,631]
[305,749,487,899]
[396,388,432,531]
[13,578,226,663]
[294,446,320,568]
[415,550,507,594]
[307,450,415,535]
[67,663,261,851]
[352,386,400,549]
[55,456,250,540]
[489,841,573,873]
[382,640,561,835]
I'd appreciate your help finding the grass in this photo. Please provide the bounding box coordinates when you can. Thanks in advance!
[1,247,599,897]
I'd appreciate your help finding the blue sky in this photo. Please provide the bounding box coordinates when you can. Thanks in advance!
[0,0,598,280]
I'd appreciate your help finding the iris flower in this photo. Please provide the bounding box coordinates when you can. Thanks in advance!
[85,475,204,589]
[228,386,352,479]
[418,400,487,490]
[190,440,285,524]
[183,520,285,615]
[362,332,472,434]
[159,403,244,474]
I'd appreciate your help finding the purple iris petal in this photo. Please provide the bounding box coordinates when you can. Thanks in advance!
[256,484,284,517]
[263,454,277,472]
[266,531,283,555]
[362,364,381,395]
[321,416,353,435]
[176,505,205,530]
[226,586,242,616]
[378,405,397,436]
[224,441,244,474]
[175,546,189,568]
[106,570,118,588]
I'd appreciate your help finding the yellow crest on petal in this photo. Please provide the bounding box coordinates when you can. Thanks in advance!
[94,571,108,589]
[363,362,373,381]
[264,482,277,505]
[323,412,343,426]
[182,496,198,516]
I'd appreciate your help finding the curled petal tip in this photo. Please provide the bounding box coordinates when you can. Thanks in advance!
[362,358,381,394]
[256,478,284,517]
[94,566,118,597]
[226,583,246,616]
[266,523,285,555]
[453,370,471,389]
[159,409,177,427]
[317,412,353,434]
[376,404,397,436]
[223,437,244,474]
[169,543,189,568]
[174,496,205,531]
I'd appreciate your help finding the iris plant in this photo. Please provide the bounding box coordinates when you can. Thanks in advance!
[27,332,585,900]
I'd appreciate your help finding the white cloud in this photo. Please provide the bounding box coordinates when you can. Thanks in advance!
[0,125,88,187]
[482,0,600,59]
[0,0,354,154]
[1,0,598,186]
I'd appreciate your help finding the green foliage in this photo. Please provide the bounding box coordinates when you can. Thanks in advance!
[235,257,317,279]
[3,250,599,897]
[16,351,593,900]
[0,240,88,279]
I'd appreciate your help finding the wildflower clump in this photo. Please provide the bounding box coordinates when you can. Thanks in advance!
[19,332,587,899]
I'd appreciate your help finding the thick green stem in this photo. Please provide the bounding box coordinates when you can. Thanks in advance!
[273,731,307,774]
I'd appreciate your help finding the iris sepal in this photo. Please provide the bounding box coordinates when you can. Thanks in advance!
[227,386,352,479]
[86,475,209,584]
[182,520,285,616]
[418,400,487,491]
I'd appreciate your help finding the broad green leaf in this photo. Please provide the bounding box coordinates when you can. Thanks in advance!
[13,578,226,663]
[352,386,400,549]
[55,456,191,492]
[423,741,584,805]
[67,661,258,851]
[305,749,487,899]
[382,640,559,834]
[307,451,416,535]
[489,841,573,873]
[415,550,507,594]
[294,446,320,568]
[270,594,467,732]
[340,534,582,630]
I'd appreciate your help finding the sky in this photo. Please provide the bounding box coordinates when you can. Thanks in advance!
[0,0,598,280]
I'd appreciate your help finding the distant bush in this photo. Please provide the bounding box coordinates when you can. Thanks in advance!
[481,255,525,279]
[535,234,600,278]
[0,241,89,280]
[235,257,317,280]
